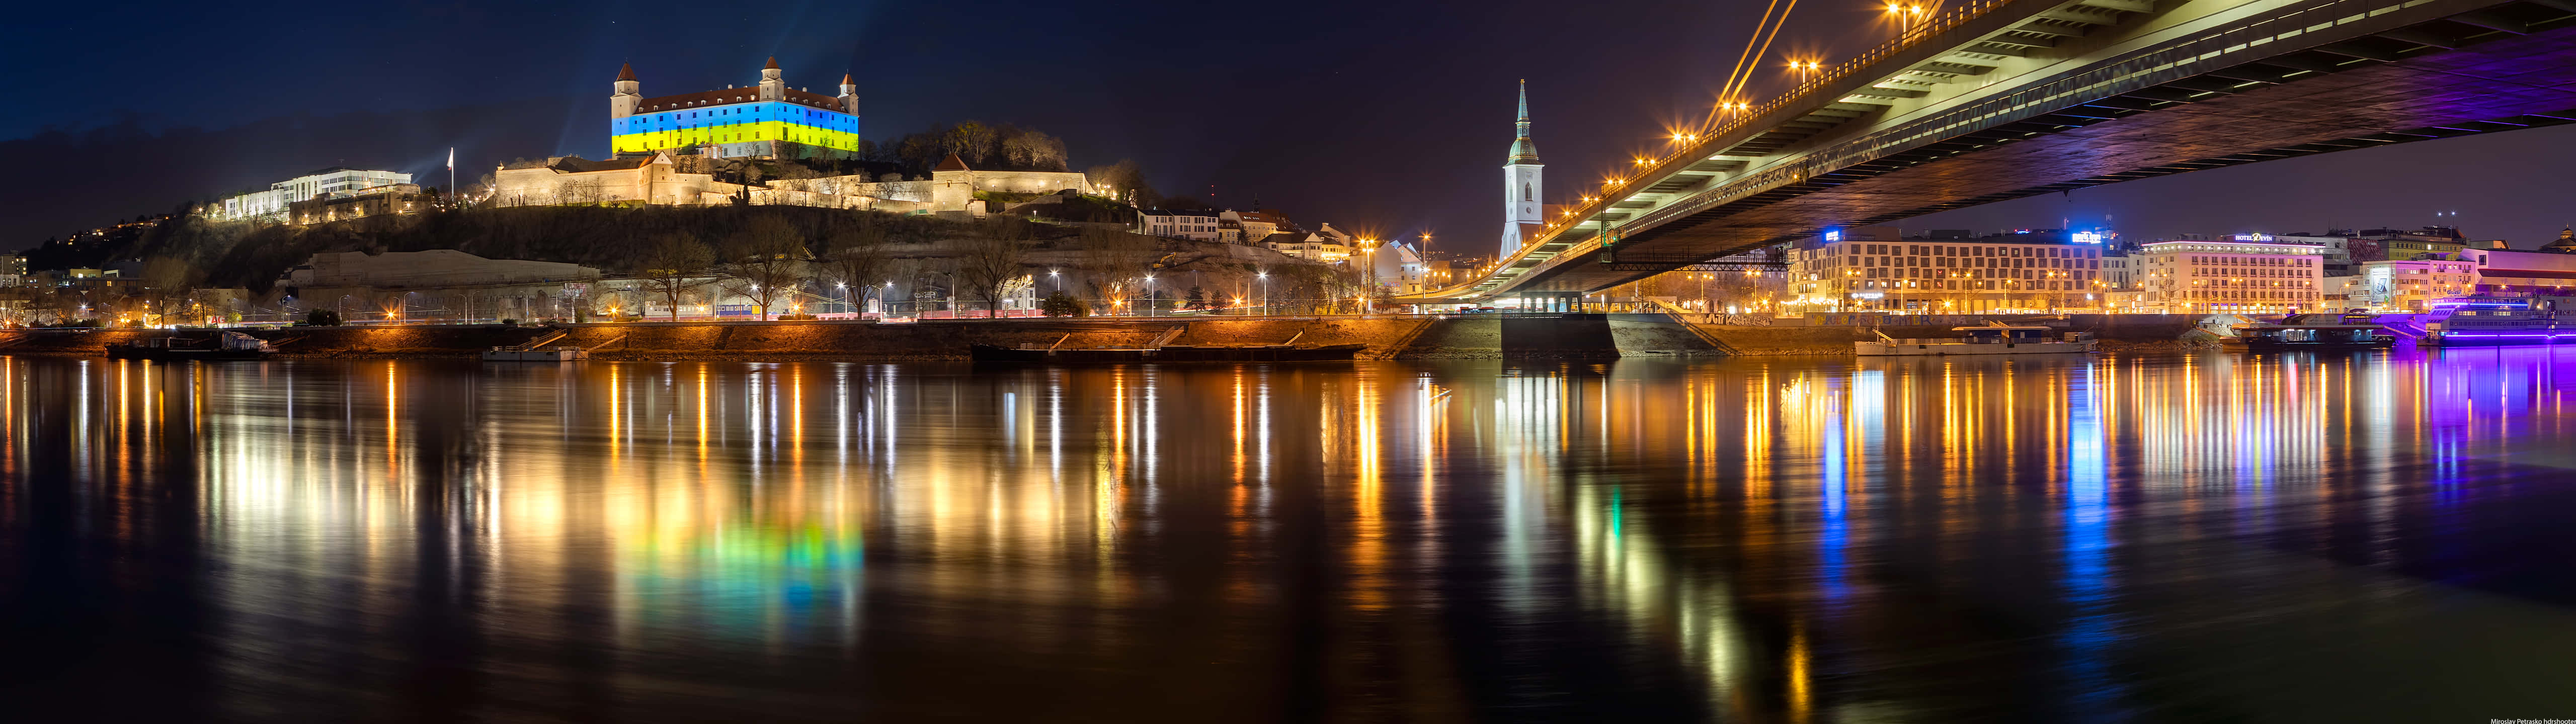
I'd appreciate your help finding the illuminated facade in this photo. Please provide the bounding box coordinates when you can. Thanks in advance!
[214,167,414,221]
[609,58,862,160]
[2356,257,2475,311]
[1786,227,2116,312]
[2137,238,2324,314]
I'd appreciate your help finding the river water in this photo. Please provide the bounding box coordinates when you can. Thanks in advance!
[3,351,2573,721]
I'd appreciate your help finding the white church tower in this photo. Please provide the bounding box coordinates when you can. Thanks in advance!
[1500,80,1545,259]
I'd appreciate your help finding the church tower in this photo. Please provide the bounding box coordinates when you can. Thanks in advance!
[611,63,640,119]
[1501,80,1545,259]
[758,56,785,101]
[838,72,860,115]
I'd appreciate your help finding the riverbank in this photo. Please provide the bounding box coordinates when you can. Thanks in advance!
[0,313,2209,360]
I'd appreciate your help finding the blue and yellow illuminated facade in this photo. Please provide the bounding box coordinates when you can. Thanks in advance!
[609,58,864,160]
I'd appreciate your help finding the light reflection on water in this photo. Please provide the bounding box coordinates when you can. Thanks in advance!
[5,351,2576,720]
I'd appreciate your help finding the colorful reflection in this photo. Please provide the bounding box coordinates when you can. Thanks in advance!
[6,350,2576,720]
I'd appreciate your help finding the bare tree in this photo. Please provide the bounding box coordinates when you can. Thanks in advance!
[821,219,893,312]
[139,255,202,325]
[944,121,999,165]
[720,217,809,321]
[1079,227,1161,316]
[1003,130,1068,171]
[956,217,1037,315]
[637,232,716,321]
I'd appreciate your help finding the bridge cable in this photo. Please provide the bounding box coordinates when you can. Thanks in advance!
[1704,0,1784,132]
[1704,0,1802,135]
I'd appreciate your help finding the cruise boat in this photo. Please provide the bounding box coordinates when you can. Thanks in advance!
[2428,298,2570,346]
[1853,324,2095,356]
[2230,313,2395,350]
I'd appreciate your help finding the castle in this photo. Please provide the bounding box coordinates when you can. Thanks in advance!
[609,58,862,160]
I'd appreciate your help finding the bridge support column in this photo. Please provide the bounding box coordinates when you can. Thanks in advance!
[1511,291,1584,313]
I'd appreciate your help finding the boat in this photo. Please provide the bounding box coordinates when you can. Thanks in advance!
[969,343,1365,363]
[105,332,276,361]
[481,346,588,361]
[2229,313,2396,350]
[2427,298,2571,346]
[1853,323,2095,356]
[483,329,593,361]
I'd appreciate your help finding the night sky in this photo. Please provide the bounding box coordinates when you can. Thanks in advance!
[5,0,2570,257]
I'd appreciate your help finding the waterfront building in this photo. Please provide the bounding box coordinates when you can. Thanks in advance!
[2464,242,2576,297]
[1786,227,2114,312]
[2357,256,2476,310]
[2139,239,2325,314]
[1499,80,1546,259]
[608,58,862,160]
[214,167,414,221]
[0,255,23,288]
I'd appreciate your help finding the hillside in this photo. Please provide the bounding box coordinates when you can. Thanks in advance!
[39,205,1335,299]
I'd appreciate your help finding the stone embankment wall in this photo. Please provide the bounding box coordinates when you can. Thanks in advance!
[0,313,2210,360]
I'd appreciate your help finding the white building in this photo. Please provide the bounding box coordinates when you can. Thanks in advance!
[2137,239,2325,314]
[2464,237,2576,297]
[216,167,414,221]
[1265,232,1349,263]
[1136,209,1222,241]
[1499,80,1545,258]
[1367,241,1426,295]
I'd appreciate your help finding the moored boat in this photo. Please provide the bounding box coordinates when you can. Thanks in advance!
[1853,324,2094,356]
[105,332,276,361]
[2428,298,2571,346]
[2230,313,2396,350]
[481,346,589,361]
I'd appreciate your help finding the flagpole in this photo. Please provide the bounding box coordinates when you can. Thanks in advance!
[448,147,457,209]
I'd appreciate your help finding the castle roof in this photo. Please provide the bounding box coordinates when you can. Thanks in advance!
[841,72,853,85]
[934,153,971,172]
[616,63,636,81]
[764,56,780,70]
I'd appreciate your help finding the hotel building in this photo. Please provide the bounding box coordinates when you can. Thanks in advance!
[2137,236,2324,314]
[1786,226,2115,312]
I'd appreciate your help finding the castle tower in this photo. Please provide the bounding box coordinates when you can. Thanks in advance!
[611,63,640,119]
[758,56,784,102]
[838,72,860,115]
[1501,80,1545,259]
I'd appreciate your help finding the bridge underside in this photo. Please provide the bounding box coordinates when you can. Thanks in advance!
[1498,7,2576,295]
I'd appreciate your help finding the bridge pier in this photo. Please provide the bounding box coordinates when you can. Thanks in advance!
[1509,291,1586,313]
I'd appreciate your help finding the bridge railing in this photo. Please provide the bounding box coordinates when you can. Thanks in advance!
[1506,0,2025,285]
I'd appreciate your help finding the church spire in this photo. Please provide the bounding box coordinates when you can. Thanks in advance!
[1507,80,1541,165]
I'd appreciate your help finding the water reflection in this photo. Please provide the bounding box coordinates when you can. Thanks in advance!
[6,350,2576,720]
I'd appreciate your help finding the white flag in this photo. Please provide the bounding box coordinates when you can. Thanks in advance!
[447,147,454,170]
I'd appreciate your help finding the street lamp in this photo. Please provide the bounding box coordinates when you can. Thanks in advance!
[1887,3,1929,36]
